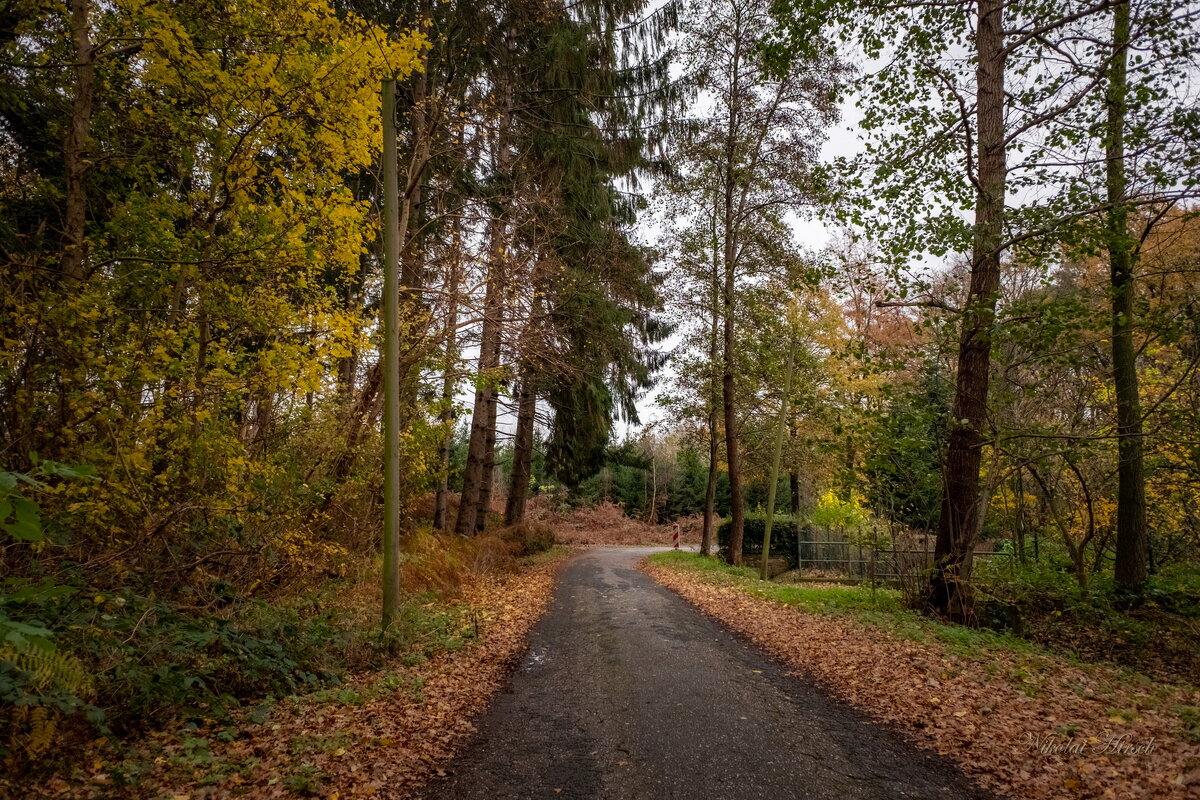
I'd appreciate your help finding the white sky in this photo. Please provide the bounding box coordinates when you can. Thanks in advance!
[618,95,868,438]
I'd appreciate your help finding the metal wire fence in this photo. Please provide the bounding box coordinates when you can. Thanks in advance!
[790,533,1013,584]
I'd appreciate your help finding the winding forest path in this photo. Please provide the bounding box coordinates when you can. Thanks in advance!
[419,547,992,800]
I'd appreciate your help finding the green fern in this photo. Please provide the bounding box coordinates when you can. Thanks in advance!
[1,644,93,759]
[0,645,92,697]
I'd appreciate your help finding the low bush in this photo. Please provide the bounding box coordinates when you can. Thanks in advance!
[971,553,1200,682]
[0,534,499,768]
[717,516,806,567]
[499,521,556,556]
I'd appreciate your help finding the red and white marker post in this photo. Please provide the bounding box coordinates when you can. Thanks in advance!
[672,523,680,550]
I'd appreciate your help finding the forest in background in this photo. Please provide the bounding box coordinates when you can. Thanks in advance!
[2,0,1199,785]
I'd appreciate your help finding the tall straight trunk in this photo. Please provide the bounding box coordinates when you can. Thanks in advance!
[701,202,721,557]
[338,175,371,400]
[455,99,512,535]
[505,280,545,526]
[702,416,718,555]
[396,45,433,435]
[648,457,658,524]
[721,232,744,565]
[504,376,536,525]
[433,244,461,531]
[380,79,401,630]
[721,18,746,566]
[337,260,362,400]
[789,471,800,517]
[400,57,431,300]
[61,0,94,282]
[455,231,505,535]
[929,0,1007,621]
[475,302,503,533]
[761,336,796,580]
[1106,0,1148,591]
[1014,465,1027,564]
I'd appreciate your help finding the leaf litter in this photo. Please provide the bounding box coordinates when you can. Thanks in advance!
[644,560,1200,800]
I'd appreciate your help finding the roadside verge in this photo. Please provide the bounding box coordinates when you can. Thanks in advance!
[642,552,1199,800]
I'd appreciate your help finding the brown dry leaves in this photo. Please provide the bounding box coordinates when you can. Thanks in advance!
[249,563,557,800]
[529,500,703,546]
[243,564,558,799]
[643,562,1200,800]
[57,559,561,800]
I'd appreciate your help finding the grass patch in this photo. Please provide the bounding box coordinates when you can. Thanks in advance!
[649,551,902,612]
[648,551,1038,658]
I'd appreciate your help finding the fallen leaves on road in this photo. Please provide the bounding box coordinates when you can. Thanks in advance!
[644,560,1200,800]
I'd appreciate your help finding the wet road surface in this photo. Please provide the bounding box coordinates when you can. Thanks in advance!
[420,547,992,800]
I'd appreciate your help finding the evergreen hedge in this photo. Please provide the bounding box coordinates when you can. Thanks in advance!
[717,516,808,567]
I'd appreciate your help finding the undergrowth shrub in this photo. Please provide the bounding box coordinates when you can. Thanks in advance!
[717,516,805,567]
[499,521,556,556]
[400,529,474,593]
[0,534,504,768]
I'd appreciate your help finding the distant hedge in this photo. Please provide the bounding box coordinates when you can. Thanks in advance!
[717,516,808,567]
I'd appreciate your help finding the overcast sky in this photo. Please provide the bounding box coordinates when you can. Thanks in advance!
[618,95,869,438]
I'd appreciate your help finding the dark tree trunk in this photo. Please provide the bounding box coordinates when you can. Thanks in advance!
[722,212,744,565]
[337,269,361,400]
[928,0,1007,621]
[433,248,461,531]
[455,231,504,535]
[1106,0,1148,592]
[1013,465,1027,564]
[720,15,745,566]
[702,408,718,556]
[505,377,536,526]
[61,0,94,282]
[455,98,511,535]
[789,471,800,517]
[701,213,721,557]
[505,276,545,526]
[475,312,503,533]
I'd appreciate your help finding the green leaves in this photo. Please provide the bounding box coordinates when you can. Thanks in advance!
[1,496,42,543]
[0,462,98,544]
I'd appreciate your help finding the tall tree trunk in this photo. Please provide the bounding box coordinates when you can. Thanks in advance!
[504,375,536,526]
[455,235,504,535]
[61,0,94,282]
[1014,465,1027,564]
[701,201,721,557]
[505,279,544,526]
[721,224,744,565]
[929,0,1007,621]
[337,260,362,400]
[475,303,504,533]
[1106,0,1148,592]
[721,16,745,566]
[381,78,401,631]
[702,418,718,555]
[395,45,434,436]
[433,242,461,531]
[648,456,658,525]
[761,335,796,579]
[789,471,800,517]
[455,98,512,535]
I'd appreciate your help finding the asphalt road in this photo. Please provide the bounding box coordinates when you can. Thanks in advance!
[419,547,992,800]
